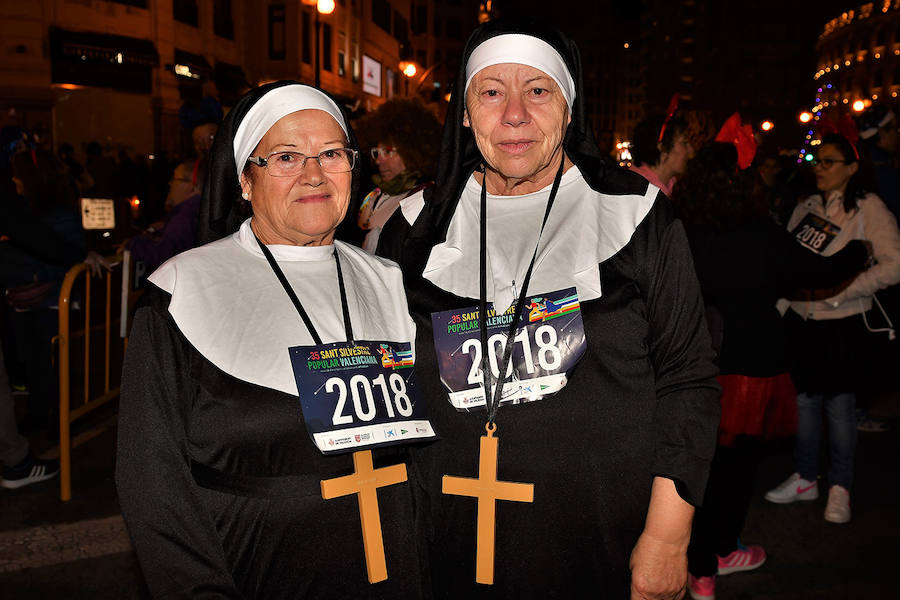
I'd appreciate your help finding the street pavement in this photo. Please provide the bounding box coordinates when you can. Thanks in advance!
[1,396,897,599]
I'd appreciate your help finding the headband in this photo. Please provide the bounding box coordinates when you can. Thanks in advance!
[464,34,575,111]
[232,84,348,176]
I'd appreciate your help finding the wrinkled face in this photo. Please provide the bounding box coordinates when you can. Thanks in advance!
[814,143,858,194]
[464,63,570,192]
[240,109,351,246]
[375,143,407,181]
[659,131,693,176]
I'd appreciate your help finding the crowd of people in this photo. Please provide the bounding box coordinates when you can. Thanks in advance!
[1,15,899,600]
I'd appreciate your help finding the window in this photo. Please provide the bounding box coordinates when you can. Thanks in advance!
[338,50,346,76]
[173,0,198,27]
[394,12,409,44]
[412,4,428,35]
[352,56,360,82]
[373,0,392,33]
[416,50,427,68]
[214,0,234,40]
[113,0,148,7]
[269,4,286,60]
[302,11,312,64]
[323,23,333,71]
[433,14,441,37]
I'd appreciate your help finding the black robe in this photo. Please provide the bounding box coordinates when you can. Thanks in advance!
[385,191,720,597]
[117,288,425,599]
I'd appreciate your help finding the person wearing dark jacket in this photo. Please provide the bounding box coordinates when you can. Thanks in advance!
[674,142,868,600]
[124,161,201,273]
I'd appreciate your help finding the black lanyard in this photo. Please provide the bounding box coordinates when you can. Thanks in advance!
[254,234,354,345]
[479,157,566,425]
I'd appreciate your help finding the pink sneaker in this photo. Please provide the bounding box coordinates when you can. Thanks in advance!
[688,574,715,600]
[717,542,767,575]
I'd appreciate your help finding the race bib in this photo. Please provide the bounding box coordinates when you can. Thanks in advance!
[430,287,587,411]
[291,340,436,455]
[791,213,841,254]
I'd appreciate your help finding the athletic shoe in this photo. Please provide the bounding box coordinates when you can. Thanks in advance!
[1,454,59,489]
[764,473,819,504]
[824,485,851,523]
[717,541,766,575]
[688,574,715,600]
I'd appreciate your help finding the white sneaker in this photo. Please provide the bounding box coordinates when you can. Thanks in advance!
[824,485,851,523]
[764,473,819,504]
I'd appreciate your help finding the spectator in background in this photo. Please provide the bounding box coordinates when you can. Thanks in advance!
[58,143,90,194]
[0,343,58,489]
[630,111,693,197]
[857,105,899,221]
[353,98,441,253]
[674,141,868,600]
[2,132,109,434]
[180,96,223,190]
[753,150,799,227]
[766,133,900,524]
[595,128,617,161]
[124,161,202,273]
[84,141,120,198]
[853,104,900,433]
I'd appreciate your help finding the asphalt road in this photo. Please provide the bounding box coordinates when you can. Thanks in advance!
[1,396,897,599]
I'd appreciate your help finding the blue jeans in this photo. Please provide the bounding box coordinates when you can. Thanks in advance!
[795,392,857,489]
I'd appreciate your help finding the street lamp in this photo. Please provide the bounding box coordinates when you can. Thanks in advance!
[303,0,335,89]
[399,60,418,96]
[799,111,813,124]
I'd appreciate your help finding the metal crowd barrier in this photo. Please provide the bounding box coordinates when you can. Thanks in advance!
[56,254,136,501]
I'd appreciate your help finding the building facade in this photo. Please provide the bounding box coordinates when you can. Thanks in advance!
[0,0,478,168]
[814,2,900,116]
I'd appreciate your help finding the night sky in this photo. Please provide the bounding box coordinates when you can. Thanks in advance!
[491,0,867,146]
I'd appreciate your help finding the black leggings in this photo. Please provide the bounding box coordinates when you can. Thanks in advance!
[687,437,761,577]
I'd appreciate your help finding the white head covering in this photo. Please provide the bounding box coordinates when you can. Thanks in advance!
[232,84,348,176]
[464,33,576,112]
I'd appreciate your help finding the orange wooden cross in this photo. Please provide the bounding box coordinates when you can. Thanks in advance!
[442,423,534,585]
[320,449,408,583]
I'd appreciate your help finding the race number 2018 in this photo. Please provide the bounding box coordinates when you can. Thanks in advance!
[792,213,841,254]
[430,288,587,411]
[291,340,436,454]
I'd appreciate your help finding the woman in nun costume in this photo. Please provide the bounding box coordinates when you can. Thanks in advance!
[116,82,427,599]
[378,20,720,599]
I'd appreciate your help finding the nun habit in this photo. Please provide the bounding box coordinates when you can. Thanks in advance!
[116,82,425,599]
[377,20,721,597]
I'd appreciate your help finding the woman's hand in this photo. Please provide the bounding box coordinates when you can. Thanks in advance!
[84,251,113,278]
[630,477,693,600]
[629,531,687,600]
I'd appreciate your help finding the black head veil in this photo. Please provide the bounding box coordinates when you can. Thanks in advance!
[199,80,362,244]
[420,18,644,247]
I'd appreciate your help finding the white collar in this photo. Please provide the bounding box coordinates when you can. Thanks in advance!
[422,167,658,309]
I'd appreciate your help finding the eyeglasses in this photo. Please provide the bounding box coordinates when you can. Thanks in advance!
[247,148,358,176]
[810,157,850,168]
[370,146,397,160]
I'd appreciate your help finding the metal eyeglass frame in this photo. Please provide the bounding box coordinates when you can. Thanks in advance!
[247,148,358,176]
